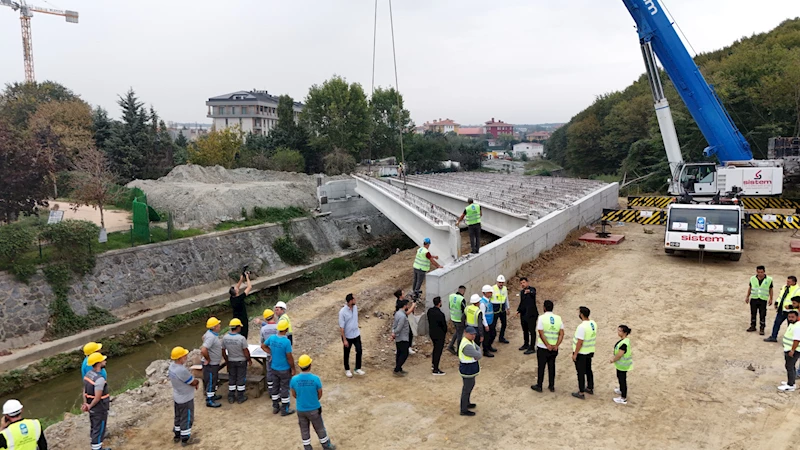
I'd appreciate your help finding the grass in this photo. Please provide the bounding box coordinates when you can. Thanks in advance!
[111,376,146,396]
[215,206,307,231]
[524,159,563,176]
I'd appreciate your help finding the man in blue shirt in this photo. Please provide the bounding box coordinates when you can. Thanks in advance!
[290,355,336,450]
[81,342,107,380]
[265,320,296,416]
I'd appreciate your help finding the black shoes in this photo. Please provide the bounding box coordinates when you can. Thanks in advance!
[237,392,248,404]
[206,400,221,408]
[585,388,594,395]
[483,352,495,358]
[746,326,757,332]
[281,405,296,416]
[548,386,555,392]
[460,410,476,416]
[489,347,498,352]
[272,401,280,414]
[572,392,585,400]
[227,393,235,404]
[531,385,543,392]
[447,347,457,355]
[519,344,529,351]
[764,337,778,342]
[468,403,476,409]
[499,338,510,344]
[524,348,536,355]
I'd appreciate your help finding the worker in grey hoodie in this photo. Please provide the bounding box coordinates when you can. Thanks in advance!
[392,299,414,376]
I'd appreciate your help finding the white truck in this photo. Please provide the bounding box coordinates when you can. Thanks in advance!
[664,203,743,261]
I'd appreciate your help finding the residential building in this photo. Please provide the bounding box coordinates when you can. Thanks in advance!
[457,127,485,138]
[513,142,544,159]
[166,122,211,142]
[205,90,303,136]
[527,131,551,142]
[421,118,460,134]
[484,118,513,138]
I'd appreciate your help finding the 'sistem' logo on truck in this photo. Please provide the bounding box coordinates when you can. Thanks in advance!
[744,170,773,185]
[681,235,724,242]
[644,0,658,15]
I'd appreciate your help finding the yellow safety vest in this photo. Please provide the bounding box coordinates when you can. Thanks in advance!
[465,204,481,225]
[279,314,293,334]
[491,285,507,306]
[778,285,800,312]
[449,293,465,322]
[412,247,431,272]
[536,312,562,347]
[750,276,773,300]
[458,337,480,378]
[0,419,42,450]
[784,322,799,352]
[572,320,597,354]
[614,337,633,372]
[465,304,480,327]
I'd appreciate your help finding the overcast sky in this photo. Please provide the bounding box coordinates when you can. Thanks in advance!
[0,0,798,126]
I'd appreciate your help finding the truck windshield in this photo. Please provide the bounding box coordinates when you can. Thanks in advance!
[668,208,740,234]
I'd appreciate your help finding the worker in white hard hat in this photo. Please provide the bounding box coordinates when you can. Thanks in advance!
[480,285,497,357]
[0,399,47,450]
[492,275,511,344]
[275,301,294,344]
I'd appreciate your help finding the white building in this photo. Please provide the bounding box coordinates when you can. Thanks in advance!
[513,142,544,159]
[206,90,303,136]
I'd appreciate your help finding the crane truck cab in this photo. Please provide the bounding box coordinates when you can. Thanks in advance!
[664,203,743,261]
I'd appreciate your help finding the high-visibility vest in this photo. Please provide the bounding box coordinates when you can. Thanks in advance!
[412,247,431,271]
[750,276,773,300]
[449,293,465,322]
[572,320,597,354]
[480,297,493,325]
[465,304,480,327]
[491,285,507,306]
[614,337,633,372]
[279,314,293,334]
[0,419,42,450]
[465,204,481,225]
[778,285,800,312]
[784,322,799,352]
[458,337,480,377]
[536,312,562,347]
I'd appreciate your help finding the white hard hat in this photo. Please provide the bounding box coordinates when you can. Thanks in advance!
[2,399,23,416]
[275,301,287,309]
[496,275,506,283]
[470,294,481,304]
[482,285,493,293]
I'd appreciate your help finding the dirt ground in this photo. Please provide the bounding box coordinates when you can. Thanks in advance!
[49,201,132,233]
[47,225,800,449]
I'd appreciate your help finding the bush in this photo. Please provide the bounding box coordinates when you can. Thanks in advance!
[323,148,357,175]
[267,148,305,173]
[40,220,99,275]
[0,222,36,271]
[272,235,311,265]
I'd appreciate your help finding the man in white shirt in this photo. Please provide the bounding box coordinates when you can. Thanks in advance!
[531,300,564,393]
[339,293,366,378]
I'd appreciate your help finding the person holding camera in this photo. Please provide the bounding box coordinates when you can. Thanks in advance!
[230,268,253,339]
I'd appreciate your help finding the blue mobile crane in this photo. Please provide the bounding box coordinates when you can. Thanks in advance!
[621,0,784,201]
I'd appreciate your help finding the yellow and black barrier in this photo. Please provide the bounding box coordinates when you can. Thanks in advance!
[628,196,800,211]
[602,209,666,225]
[746,213,800,230]
[626,196,674,209]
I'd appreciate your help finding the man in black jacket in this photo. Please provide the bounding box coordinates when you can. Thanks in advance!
[427,296,448,375]
[517,277,539,355]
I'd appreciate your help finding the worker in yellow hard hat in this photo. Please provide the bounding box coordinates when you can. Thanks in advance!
[81,352,109,450]
[222,318,252,404]
[169,346,199,445]
[201,317,223,408]
[259,309,279,398]
[81,342,107,380]
[265,319,296,415]
[290,355,336,450]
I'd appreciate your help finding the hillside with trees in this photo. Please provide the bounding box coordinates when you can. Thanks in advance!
[545,18,800,192]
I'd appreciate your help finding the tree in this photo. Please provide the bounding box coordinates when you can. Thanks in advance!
[323,148,357,175]
[0,81,78,130]
[188,126,243,168]
[108,89,148,182]
[174,131,189,165]
[92,107,116,155]
[0,121,52,222]
[302,75,371,161]
[369,87,413,160]
[70,148,121,230]
[406,132,448,172]
[238,132,274,169]
[267,148,305,172]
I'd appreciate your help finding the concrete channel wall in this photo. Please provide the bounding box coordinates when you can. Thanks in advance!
[426,183,620,315]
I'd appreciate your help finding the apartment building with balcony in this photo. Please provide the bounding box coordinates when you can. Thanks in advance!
[206,90,303,136]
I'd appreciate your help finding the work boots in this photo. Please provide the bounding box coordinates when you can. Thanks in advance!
[228,392,236,404]
[322,442,337,450]
[206,398,221,408]
[237,391,248,404]
[281,403,296,416]
[272,400,280,414]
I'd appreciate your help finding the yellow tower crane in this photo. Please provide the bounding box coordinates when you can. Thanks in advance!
[1,0,78,83]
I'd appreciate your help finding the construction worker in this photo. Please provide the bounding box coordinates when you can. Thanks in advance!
[260,309,279,395]
[81,352,109,450]
[340,293,365,378]
[745,265,773,335]
[456,198,483,254]
[447,286,468,355]
[531,300,563,393]
[290,355,337,450]
[221,318,251,404]
[779,310,800,391]
[200,317,223,408]
[394,289,417,355]
[464,294,486,348]
[81,342,107,379]
[571,306,597,400]
[392,299,414,376]
[265,320,296,415]
[169,346,199,446]
[480,285,496,357]
[0,399,47,450]
[229,271,253,339]
[517,277,539,355]
[411,238,442,299]
[275,301,293,344]
[459,326,483,416]
[766,276,800,342]
[609,325,633,405]
[492,275,511,344]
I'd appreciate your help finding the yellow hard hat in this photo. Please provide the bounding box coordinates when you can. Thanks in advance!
[170,346,189,360]
[206,317,221,329]
[83,342,102,356]
[229,318,243,328]
[298,354,312,368]
[87,352,107,366]
[263,309,275,320]
[277,320,289,331]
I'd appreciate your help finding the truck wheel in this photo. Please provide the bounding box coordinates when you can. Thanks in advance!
[665,249,675,255]
[729,253,742,261]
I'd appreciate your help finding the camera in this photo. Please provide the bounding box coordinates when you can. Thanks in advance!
[242,265,249,276]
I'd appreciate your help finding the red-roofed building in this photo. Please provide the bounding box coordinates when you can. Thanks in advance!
[484,118,513,138]
[457,127,484,138]
[422,118,460,134]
